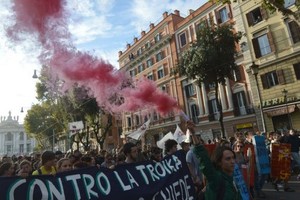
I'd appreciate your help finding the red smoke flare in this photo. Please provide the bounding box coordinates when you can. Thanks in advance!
[6,0,178,115]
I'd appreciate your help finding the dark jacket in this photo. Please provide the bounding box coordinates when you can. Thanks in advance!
[194,145,242,200]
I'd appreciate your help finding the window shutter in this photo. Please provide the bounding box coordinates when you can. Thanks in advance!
[293,62,300,80]
[260,7,268,20]
[232,93,240,116]
[260,74,269,89]
[246,12,253,26]
[208,100,214,121]
[235,67,242,81]
[289,21,300,43]
[277,69,285,84]
[215,10,221,24]
[227,5,232,19]
[185,86,190,98]
[252,37,261,58]
[241,91,247,106]
[267,32,275,52]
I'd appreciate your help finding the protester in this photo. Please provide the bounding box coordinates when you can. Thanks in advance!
[186,134,204,199]
[0,162,15,177]
[101,153,115,169]
[123,142,138,164]
[164,139,178,156]
[56,158,72,173]
[32,151,56,175]
[149,146,162,162]
[187,121,242,200]
[17,160,32,178]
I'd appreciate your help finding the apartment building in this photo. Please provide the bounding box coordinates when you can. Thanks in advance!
[175,2,257,139]
[238,0,300,132]
[118,11,186,145]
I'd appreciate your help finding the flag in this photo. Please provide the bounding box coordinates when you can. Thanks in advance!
[173,124,187,144]
[127,119,151,140]
[69,121,84,137]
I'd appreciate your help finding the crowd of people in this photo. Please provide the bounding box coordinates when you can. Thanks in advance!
[0,123,299,200]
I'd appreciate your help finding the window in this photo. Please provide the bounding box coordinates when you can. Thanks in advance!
[261,70,285,89]
[147,58,153,67]
[233,91,247,116]
[137,64,144,73]
[129,69,136,77]
[27,143,31,153]
[217,7,229,24]
[293,62,300,80]
[137,48,142,56]
[127,117,132,127]
[246,7,268,26]
[157,67,164,79]
[135,115,140,125]
[287,21,300,44]
[19,144,24,153]
[145,41,151,49]
[128,53,134,61]
[161,85,167,92]
[147,73,153,80]
[190,104,199,123]
[252,32,274,58]
[208,99,219,121]
[185,84,195,97]
[179,32,187,47]
[156,51,164,62]
[5,133,13,141]
[153,112,158,121]
[6,145,12,153]
[19,132,24,140]
[155,33,161,43]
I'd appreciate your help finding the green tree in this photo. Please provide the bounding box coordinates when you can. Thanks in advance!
[177,24,242,138]
[214,0,300,25]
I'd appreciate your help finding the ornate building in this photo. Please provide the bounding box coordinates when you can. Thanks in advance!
[0,112,36,156]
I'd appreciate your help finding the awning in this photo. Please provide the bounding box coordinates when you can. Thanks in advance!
[265,105,296,117]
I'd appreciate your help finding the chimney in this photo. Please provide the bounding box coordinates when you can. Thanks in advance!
[141,30,146,37]
[149,23,154,30]
[134,37,138,43]
[189,9,194,15]
[118,51,123,57]
[126,43,131,49]
[174,10,180,16]
[163,11,168,19]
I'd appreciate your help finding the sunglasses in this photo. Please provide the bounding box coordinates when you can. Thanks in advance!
[237,145,244,148]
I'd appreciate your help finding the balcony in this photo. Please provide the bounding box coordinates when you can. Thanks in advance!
[233,105,255,116]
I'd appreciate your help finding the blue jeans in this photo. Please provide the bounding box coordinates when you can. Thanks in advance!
[291,152,300,167]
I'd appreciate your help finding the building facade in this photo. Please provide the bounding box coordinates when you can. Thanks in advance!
[118,10,186,146]
[238,0,300,132]
[175,2,257,140]
[0,112,36,156]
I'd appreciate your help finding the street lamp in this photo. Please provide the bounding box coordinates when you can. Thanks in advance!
[250,62,266,133]
[32,69,39,79]
[282,89,292,130]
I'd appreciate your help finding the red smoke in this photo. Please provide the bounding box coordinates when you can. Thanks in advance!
[6,0,178,115]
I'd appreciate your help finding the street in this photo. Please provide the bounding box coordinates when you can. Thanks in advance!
[260,175,300,200]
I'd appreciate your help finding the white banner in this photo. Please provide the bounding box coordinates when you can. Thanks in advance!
[127,119,151,140]
[69,121,84,137]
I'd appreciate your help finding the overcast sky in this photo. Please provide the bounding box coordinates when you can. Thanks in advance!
[0,0,207,123]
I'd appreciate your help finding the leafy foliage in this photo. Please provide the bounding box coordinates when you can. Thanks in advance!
[177,24,242,138]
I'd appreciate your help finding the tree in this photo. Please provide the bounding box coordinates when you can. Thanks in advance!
[214,0,300,25]
[24,65,113,151]
[177,24,242,138]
